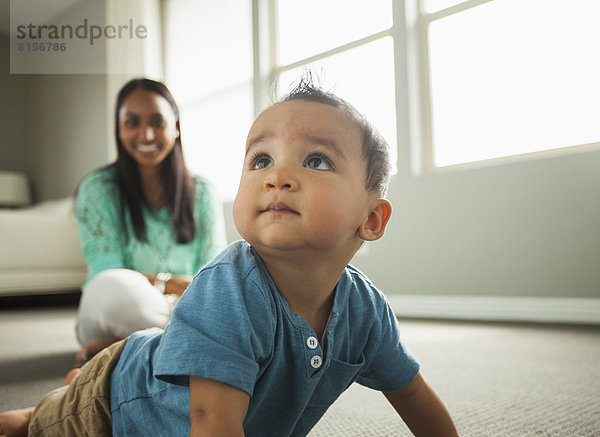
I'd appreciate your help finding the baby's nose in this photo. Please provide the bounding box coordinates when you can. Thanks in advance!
[264,165,298,191]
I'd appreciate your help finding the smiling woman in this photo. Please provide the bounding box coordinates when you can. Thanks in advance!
[73,78,226,365]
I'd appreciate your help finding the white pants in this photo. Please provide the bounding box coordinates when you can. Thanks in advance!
[75,269,177,346]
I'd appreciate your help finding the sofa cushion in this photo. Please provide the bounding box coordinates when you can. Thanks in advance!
[0,197,86,270]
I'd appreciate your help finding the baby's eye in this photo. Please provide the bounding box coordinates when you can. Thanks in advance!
[251,155,273,170]
[305,154,333,170]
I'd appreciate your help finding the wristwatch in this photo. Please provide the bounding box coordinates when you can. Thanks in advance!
[155,272,172,294]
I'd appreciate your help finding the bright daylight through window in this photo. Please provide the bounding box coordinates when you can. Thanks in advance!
[276,0,398,171]
[165,0,397,199]
[163,0,597,191]
[423,0,600,167]
[164,0,253,201]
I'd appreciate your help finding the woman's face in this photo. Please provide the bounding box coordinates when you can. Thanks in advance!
[118,88,180,169]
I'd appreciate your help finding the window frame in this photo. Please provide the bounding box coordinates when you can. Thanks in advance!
[252,0,406,173]
[162,0,600,184]
[410,0,600,174]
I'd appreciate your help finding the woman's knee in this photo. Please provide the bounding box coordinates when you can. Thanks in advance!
[77,269,170,343]
[77,269,152,341]
[82,269,152,313]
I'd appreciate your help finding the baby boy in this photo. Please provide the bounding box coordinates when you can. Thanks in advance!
[2,78,457,437]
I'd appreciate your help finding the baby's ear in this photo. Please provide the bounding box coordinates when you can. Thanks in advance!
[358,199,392,241]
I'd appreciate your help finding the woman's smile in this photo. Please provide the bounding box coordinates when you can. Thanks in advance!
[136,143,160,153]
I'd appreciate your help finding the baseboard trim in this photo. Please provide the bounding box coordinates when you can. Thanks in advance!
[387,295,600,325]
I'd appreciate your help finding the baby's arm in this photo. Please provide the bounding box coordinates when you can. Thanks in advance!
[189,376,250,437]
[384,372,458,436]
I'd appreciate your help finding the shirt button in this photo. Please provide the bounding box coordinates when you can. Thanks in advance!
[306,336,319,350]
[310,355,322,369]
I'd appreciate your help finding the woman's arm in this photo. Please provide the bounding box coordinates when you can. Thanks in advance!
[384,372,458,436]
[189,376,250,437]
[75,170,127,279]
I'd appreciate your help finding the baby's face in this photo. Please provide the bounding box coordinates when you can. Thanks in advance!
[233,99,373,258]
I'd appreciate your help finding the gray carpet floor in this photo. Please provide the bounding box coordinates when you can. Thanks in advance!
[1,301,599,436]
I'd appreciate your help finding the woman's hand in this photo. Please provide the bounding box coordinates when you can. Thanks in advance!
[145,274,192,297]
[164,275,192,296]
[74,339,113,367]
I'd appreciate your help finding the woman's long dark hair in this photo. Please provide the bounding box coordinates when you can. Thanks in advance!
[115,78,196,244]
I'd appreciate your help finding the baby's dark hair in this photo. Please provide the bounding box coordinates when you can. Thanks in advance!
[278,74,392,196]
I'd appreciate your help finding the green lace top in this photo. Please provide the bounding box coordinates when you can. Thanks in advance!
[75,166,226,283]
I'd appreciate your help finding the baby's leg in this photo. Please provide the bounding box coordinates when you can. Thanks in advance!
[27,339,126,437]
[0,408,33,437]
[0,368,80,437]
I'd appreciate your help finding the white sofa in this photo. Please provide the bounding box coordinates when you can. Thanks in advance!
[0,197,86,296]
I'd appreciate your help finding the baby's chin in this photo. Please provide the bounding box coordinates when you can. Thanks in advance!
[245,237,306,257]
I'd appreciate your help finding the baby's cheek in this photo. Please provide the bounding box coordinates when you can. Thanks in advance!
[232,193,249,233]
[322,191,366,228]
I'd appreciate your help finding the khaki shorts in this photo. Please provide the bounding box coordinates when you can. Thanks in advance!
[28,338,128,437]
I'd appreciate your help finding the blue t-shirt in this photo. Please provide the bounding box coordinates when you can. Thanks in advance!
[110,241,419,436]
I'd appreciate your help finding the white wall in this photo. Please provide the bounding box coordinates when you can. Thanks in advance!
[351,149,600,300]
[26,74,109,200]
[0,48,109,201]
[0,1,111,201]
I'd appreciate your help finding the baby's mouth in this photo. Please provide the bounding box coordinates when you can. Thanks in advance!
[136,143,160,152]
[263,201,299,215]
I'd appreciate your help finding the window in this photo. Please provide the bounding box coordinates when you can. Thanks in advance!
[276,0,392,65]
[165,0,402,200]
[275,0,398,171]
[163,0,600,197]
[419,0,600,168]
[164,0,402,199]
[163,0,253,200]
